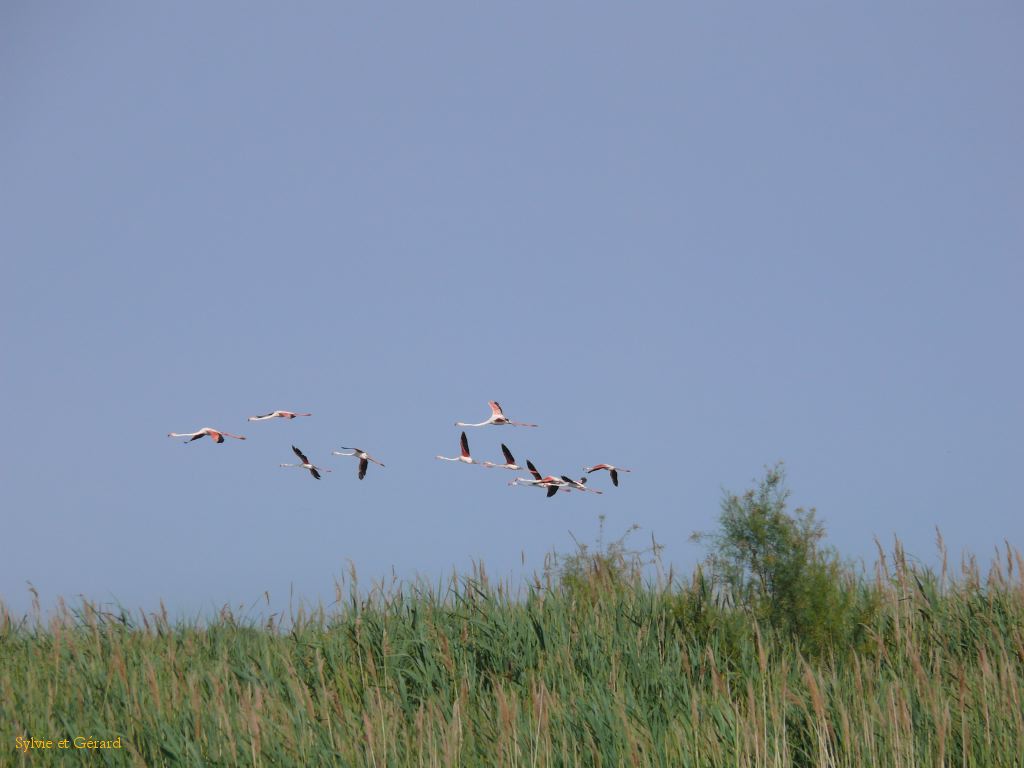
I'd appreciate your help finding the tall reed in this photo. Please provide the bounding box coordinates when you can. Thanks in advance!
[2,539,1022,766]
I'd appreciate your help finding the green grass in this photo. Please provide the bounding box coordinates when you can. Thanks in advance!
[3,541,1023,767]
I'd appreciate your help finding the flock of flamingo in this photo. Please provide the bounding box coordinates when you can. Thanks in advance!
[168,401,629,498]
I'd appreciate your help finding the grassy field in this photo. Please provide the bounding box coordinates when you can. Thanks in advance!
[2,535,1023,767]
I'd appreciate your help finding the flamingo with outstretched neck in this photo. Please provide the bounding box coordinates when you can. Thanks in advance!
[436,432,484,465]
[455,401,538,428]
[167,427,246,444]
[509,460,571,498]
[482,443,525,470]
[559,476,602,494]
[247,410,312,421]
[280,445,330,480]
[584,464,632,487]
[333,447,385,480]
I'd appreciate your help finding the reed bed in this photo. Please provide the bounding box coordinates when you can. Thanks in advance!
[2,542,1023,767]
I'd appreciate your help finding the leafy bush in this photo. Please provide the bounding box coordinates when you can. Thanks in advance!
[694,462,878,657]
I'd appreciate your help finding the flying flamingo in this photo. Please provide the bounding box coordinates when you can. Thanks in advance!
[509,460,572,497]
[248,410,312,421]
[509,476,568,498]
[280,445,331,480]
[559,476,603,495]
[584,464,632,487]
[167,427,246,444]
[332,447,385,480]
[455,401,538,428]
[482,443,525,470]
[435,431,484,465]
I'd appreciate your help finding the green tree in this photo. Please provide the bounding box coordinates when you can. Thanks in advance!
[695,463,875,657]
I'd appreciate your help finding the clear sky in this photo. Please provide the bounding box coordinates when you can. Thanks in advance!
[2,3,1021,617]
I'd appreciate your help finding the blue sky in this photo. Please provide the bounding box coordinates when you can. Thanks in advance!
[2,4,1021,617]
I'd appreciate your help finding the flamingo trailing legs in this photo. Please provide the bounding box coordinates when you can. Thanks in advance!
[248,410,312,421]
[332,447,385,479]
[482,443,525,470]
[509,460,571,497]
[584,464,632,487]
[436,432,484,465]
[280,446,331,480]
[559,476,603,494]
[455,401,538,428]
[167,427,246,444]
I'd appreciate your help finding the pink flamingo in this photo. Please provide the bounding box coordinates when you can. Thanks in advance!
[482,443,525,470]
[584,464,632,487]
[167,427,246,444]
[435,431,484,465]
[559,476,602,495]
[247,410,312,421]
[332,447,385,480]
[455,401,538,428]
[280,445,330,480]
[509,460,572,498]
